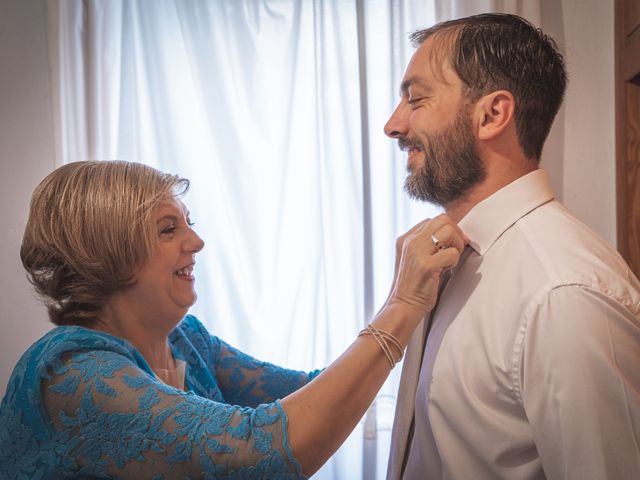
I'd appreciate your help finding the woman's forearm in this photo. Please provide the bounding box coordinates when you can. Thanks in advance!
[280,304,421,477]
[281,214,466,476]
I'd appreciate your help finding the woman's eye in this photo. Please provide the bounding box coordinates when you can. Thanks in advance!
[161,225,177,235]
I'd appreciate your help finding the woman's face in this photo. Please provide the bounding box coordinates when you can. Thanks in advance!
[124,197,205,323]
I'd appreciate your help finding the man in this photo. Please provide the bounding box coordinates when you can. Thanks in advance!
[385,13,640,479]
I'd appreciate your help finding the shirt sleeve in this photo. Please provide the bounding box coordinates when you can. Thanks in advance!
[42,349,306,479]
[520,285,640,479]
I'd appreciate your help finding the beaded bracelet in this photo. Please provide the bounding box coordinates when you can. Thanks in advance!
[358,324,404,368]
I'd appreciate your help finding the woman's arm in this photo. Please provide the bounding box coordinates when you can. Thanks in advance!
[281,215,465,476]
[212,338,322,407]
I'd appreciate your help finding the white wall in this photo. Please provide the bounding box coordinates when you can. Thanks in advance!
[541,0,616,246]
[560,0,616,246]
[0,0,55,395]
[0,0,617,396]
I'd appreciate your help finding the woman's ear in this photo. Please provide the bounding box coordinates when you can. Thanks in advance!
[474,90,515,141]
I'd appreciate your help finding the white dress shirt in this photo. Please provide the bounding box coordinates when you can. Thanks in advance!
[387,169,640,479]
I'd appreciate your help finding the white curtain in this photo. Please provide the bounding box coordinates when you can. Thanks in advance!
[45,0,541,477]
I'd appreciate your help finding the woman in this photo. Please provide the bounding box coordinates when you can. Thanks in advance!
[0,160,464,478]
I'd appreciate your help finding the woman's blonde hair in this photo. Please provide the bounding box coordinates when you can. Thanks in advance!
[20,160,189,326]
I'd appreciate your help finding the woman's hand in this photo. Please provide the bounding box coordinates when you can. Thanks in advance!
[282,214,467,476]
[385,214,467,320]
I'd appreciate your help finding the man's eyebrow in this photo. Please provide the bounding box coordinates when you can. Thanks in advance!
[400,78,432,96]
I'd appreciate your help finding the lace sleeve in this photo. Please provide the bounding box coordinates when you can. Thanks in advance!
[42,349,304,479]
[212,339,323,407]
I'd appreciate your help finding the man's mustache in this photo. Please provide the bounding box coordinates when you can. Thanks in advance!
[397,137,424,152]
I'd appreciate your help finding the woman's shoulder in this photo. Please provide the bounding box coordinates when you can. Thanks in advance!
[173,314,218,343]
[175,313,206,333]
[17,326,110,364]
[1,326,141,434]
[171,314,223,361]
[25,325,134,364]
[5,326,137,397]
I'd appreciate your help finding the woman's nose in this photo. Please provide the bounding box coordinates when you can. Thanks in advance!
[187,229,205,254]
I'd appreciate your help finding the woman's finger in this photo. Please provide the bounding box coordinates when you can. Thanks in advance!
[427,224,466,254]
[403,220,466,257]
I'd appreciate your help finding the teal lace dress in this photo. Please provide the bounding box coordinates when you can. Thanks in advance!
[0,315,322,479]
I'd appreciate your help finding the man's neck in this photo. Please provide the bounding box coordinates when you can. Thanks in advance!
[445,161,537,222]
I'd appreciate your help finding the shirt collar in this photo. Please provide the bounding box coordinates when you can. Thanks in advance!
[458,169,555,256]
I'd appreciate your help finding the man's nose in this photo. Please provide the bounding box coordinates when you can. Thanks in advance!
[384,102,410,139]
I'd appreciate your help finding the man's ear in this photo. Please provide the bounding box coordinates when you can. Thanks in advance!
[474,90,515,141]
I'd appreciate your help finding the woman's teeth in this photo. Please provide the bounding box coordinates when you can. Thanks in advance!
[175,266,193,276]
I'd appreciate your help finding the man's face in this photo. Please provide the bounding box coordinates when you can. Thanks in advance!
[384,37,485,207]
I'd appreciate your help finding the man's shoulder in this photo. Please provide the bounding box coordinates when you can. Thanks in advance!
[511,200,639,296]
[518,200,617,260]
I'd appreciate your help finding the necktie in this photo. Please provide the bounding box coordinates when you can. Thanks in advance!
[399,245,473,477]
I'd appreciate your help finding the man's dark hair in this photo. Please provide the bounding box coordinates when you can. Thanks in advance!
[411,13,567,161]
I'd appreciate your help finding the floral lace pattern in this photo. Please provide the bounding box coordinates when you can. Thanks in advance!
[0,315,321,479]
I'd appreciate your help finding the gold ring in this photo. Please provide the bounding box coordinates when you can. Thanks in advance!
[431,233,445,251]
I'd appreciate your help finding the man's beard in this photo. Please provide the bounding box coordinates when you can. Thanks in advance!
[401,106,486,207]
